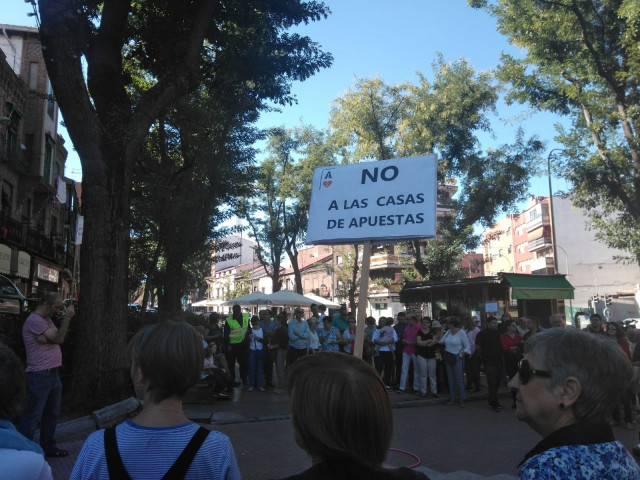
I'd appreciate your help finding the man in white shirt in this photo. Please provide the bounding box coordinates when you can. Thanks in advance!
[288,309,310,365]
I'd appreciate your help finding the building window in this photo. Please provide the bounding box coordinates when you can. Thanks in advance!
[1,181,13,219]
[44,137,55,183]
[29,62,38,89]
[21,198,31,223]
[47,80,55,119]
[337,255,343,266]
[528,208,541,222]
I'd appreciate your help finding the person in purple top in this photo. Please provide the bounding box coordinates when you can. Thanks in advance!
[18,292,75,458]
[398,315,420,393]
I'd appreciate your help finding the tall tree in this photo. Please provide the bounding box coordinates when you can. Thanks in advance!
[329,77,410,311]
[280,126,337,293]
[241,126,337,294]
[37,0,332,407]
[397,56,542,276]
[328,65,541,290]
[470,0,640,263]
[239,157,287,293]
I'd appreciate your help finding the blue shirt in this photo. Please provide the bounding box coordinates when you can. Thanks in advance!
[70,420,240,479]
[518,423,640,480]
[520,441,640,479]
[288,319,310,349]
[332,313,348,332]
[0,419,44,454]
[260,318,277,345]
[317,326,341,351]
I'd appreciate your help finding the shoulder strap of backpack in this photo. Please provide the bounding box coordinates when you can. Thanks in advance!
[162,427,210,480]
[104,426,132,480]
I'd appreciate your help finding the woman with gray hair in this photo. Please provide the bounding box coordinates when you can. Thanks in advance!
[510,327,640,479]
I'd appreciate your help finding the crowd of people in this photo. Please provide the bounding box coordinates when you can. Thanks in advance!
[2,294,640,479]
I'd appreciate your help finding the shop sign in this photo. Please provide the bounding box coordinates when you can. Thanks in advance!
[36,263,59,283]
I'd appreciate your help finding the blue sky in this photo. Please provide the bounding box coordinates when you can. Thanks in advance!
[4,0,571,198]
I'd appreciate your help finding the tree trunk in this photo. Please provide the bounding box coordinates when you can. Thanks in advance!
[411,240,428,277]
[285,245,302,294]
[142,243,162,311]
[163,254,185,313]
[271,270,282,293]
[72,147,132,409]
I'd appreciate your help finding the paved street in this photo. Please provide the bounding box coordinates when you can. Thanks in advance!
[47,386,640,479]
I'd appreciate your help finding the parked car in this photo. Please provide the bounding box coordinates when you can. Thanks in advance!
[0,275,27,360]
[0,274,26,315]
[128,303,142,315]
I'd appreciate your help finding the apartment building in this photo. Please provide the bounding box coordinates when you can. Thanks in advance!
[482,195,640,320]
[0,24,79,298]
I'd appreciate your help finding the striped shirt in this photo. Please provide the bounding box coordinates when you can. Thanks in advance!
[22,313,61,372]
[70,420,240,480]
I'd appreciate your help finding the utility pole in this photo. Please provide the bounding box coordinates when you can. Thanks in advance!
[547,148,565,274]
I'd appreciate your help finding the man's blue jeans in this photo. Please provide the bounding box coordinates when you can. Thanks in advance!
[248,349,265,388]
[445,357,466,400]
[18,369,62,453]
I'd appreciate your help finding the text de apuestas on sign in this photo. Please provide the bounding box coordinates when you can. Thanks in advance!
[326,193,425,229]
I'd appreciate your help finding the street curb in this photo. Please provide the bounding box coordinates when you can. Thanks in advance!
[51,397,141,441]
[54,389,512,440]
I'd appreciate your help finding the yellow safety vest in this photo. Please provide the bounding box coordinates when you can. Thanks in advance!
[227,313,250,344]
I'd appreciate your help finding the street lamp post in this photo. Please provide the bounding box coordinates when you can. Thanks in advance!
[547,148,565,274]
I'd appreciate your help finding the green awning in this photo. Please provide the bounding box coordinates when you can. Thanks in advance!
[501,273,574,300]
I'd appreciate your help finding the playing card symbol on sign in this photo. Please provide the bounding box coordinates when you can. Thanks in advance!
[322,180,332,188]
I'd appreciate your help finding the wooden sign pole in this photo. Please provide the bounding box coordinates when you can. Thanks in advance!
[353,241,372,358]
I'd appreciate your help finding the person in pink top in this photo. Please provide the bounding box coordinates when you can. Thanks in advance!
[18,292,75,458]
[398,315,420,393]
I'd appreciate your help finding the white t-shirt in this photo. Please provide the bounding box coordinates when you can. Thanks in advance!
[0,449,52,480]
[308,330,321,350]
[249,328,264,351]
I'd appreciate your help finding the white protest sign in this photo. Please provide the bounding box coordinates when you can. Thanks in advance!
[306,155,437,245]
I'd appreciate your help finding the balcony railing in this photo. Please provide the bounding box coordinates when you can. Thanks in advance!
[369,253,413,270]
[3,216,24,244]
[1,144,30,174]
[0,218,74,270]
[528,256,554,273]
[528,236,551,252]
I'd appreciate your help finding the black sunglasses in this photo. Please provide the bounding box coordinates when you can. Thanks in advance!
[518,359,551,385]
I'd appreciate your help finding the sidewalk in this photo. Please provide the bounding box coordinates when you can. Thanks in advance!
[46,385,639,480]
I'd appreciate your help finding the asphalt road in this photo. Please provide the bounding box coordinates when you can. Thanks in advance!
[48,387,640,480]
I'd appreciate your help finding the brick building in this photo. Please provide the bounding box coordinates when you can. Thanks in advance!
[0,24,79,299]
